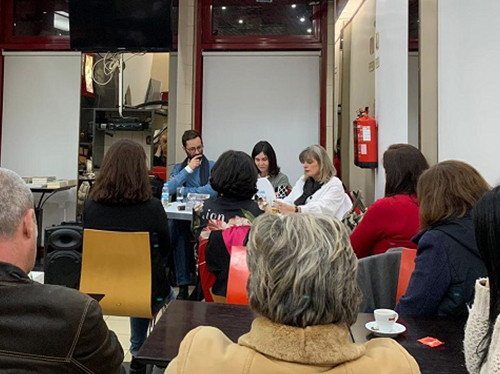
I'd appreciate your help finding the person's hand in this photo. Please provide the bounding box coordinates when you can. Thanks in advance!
[274,201,296,214]
[188,155,203,170]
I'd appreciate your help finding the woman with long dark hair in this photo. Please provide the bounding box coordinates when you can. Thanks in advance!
[83,139,174,374]
[251,141,290,198]
[465,186,500,373]
[350,144,429,258]
[396,160,489,316]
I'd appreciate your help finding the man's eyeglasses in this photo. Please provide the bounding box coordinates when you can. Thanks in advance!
[186,145,204,153]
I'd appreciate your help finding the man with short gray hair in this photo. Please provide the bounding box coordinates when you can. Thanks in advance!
[0,168,124,373]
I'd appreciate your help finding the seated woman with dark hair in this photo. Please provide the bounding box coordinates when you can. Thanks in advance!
[83,139,175,374]
[465,186,500,374]
[251,140,290,198]
[194,150,264,299]
[396,160,489,316]
[166,214,420,374]
[351,144,429,258]
[195,150,264,234]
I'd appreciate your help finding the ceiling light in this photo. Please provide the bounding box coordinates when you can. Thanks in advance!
[300,17,306,22]
[238,19,243,24]
[291,4,296,8]
[222,6,226,10]
[307,28,312,33]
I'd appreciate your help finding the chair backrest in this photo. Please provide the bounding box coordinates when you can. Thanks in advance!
[197,238,215,303]
[396,248,417,303]
[80,229,153,318]
[226,246,249,305]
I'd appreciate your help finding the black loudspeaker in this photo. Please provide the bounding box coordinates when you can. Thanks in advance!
[44,225,83,289]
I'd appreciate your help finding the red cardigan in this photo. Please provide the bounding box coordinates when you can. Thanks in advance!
[350,194,420,258]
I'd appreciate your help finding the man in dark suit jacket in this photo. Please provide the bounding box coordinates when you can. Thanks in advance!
[0,168,124,373]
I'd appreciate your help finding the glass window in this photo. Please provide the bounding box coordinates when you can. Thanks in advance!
[13,0,69,37]
[212,0,315,36]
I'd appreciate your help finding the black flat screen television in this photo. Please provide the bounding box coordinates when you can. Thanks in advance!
[68,0,173,52]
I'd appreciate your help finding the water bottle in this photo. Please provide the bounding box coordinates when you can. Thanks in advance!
[161,182,170,208]
[257,190,268,211]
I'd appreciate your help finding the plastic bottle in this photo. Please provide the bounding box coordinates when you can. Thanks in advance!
[161,182,170,208]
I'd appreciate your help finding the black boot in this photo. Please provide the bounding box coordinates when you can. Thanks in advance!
[177,285,189,300]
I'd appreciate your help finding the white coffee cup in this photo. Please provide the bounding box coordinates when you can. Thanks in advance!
[374,309,398,333]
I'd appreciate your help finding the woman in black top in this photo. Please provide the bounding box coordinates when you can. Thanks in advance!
[83,139,174,370]
[194,150,264,299]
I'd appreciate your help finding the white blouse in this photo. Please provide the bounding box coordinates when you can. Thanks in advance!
[281,176,352,220]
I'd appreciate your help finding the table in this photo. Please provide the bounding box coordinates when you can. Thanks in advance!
[351,313,468,374]
[136,301,467,374]
[136,301,254,367]
[30,185,77,260]
[164,201,193,221]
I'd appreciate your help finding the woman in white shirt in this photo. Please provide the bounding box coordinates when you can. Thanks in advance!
[275,145,352,219]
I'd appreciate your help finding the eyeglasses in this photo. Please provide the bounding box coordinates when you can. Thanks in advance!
[186,145,204,153]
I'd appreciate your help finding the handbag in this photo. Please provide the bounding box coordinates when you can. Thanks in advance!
[342,190,367,233]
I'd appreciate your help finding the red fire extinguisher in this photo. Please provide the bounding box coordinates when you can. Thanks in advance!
[353,107,378,168]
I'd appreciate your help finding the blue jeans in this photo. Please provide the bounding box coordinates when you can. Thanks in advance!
[130,287,177,356]
[168,220,193,286]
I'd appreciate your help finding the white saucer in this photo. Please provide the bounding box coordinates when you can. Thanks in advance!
[365,321,406,337]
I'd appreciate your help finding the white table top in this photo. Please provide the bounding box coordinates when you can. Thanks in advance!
[164,201,193,221]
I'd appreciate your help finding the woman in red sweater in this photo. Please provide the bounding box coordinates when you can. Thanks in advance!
[350,144,429,258]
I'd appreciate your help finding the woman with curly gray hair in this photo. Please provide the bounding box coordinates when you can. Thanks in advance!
[166,214,420,374]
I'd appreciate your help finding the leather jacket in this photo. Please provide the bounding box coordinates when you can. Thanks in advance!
[0,261,123,373]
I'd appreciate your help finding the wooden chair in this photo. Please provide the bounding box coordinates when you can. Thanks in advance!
[79,229,154,319]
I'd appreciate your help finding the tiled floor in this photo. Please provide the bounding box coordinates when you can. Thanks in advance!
[103,315,133,362]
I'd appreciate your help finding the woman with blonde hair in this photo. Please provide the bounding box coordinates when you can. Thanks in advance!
[396,160,489,316]
[166,214,419,374]
[275,144,351,218]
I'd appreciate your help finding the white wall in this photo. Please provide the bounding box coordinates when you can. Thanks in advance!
[1,51,81,235]
[347,0,376,205]
[123,53,154,106]
[375,0,409,198]
[202,51,321,183]
[438,0,500,185]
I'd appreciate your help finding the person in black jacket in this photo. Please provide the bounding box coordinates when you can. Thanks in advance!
[83,139,174,373]
[396,160,489,316]
[0,168,123,373]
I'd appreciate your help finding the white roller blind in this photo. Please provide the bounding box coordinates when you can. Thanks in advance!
[202,51,321,183]
[2,51,81,226]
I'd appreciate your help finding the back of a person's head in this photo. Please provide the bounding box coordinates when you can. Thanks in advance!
[251,141,280,177]
[418,160,490,228]
[90,139,152,204]
[246,213,360,328]
[210,150,258,199]
[383,144,429,196]
[299,145,336,183]
[0,168,34,240]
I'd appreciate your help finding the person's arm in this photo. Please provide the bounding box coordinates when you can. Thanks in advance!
[396,231,452,315]
[464,278,490,374]
[299,180,347,216]
[350,201,386,258]
[280,177,303,205]
[72,299,124,373]
[183,183,217,199]
[205,230,231,297]
[168,163,189,194]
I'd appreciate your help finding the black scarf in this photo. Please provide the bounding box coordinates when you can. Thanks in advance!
[180,154,210,185]
[294,177,323,206]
